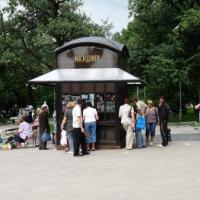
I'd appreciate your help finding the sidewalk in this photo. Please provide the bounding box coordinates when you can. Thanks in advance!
[0,124,18,133]
[0,123,200,200]
[0,141,200,200]
[1,123,200,142]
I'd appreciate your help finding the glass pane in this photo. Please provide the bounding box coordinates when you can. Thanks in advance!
[96,94,105,112]
[105,93,115,112]
[81,93,95,106]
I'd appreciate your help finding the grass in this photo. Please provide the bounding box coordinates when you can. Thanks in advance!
[169,112,199,122]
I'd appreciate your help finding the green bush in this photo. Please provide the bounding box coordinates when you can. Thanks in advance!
[169,112,198,122]
[0,116,6,123]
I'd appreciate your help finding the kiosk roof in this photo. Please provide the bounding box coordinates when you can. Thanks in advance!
[55,37,126,53]
[29,68,141,84]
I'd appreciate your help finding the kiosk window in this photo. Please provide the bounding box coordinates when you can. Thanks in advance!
[105,94,115,112]
[81,94,95,106]
[96,94,105,112]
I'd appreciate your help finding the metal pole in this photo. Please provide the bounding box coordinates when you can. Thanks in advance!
[179,80,182,121]
[53,87,56,112]
[136,86,139,99]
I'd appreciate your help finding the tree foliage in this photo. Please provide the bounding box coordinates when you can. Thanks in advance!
[0,0,112,115]
[114,0,200,111]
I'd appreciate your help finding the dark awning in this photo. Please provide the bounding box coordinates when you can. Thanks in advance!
[29,68,142,84]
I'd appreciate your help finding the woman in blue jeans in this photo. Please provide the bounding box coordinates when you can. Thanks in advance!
[145,100,159,146]
[83,102,99,151]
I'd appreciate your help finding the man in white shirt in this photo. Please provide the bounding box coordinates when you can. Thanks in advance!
[119,97,135,150]
[72,98,89,156]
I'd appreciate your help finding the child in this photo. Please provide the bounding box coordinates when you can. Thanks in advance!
[135,109,146,148]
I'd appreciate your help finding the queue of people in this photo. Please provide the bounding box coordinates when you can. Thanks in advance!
[8,96,169,152]
[4,94,176,153]
[119,96,170,149]
[61,98,99,157]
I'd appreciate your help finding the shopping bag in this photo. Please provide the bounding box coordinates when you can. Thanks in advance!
[41,131,51,142]
[60,129,67,146]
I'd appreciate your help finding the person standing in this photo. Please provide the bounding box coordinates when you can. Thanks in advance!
[145,100,159,146]
[135,109,146,148]
[72,98,89,156]
[38,104,50,150]
[32,108,42,147]
[83,101,99,151]
[119,97,135,150]
[195,103,200,124]
[158,96,170,147]
[61,101,75,153]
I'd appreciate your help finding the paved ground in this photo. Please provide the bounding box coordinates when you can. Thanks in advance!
[0,124,200,200]
[0,141,200,200]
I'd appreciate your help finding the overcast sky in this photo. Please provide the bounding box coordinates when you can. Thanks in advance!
[0,0,131,33]
[81,0,131,33]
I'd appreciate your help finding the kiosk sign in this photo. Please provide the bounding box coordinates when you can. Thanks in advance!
[74,55,100,63]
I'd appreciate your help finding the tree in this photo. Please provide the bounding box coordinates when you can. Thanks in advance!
[0,0,112,114]
[114,0,200,111]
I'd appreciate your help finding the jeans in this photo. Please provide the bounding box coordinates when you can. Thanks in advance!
[136,129,145,148]
[85,122,96,144]
[39,132,47,149]
[146,123,157,137]
[67,130,74,152]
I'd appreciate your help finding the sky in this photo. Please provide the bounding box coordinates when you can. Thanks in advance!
[81,0,131,33]
[0,0,131,33]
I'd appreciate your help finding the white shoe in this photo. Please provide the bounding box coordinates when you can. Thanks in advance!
[150,142,153,146]
[157,144,163,147]
[67,151,73,154]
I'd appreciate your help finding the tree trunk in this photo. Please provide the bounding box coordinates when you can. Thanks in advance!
[197,80,200,102]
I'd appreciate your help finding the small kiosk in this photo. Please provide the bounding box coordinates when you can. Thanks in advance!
[30,37,141,148]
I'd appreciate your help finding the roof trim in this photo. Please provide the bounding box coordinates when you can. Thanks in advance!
[29,68,142,84]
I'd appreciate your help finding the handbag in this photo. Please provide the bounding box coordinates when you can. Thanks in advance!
[136,116,146,129]
[41,131,51,142]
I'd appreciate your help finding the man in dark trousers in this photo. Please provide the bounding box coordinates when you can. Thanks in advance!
[39,104,50,150]
[72,98,89,156]
[158,96,170,147]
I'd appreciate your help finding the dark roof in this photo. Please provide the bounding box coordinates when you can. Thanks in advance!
[55,37,126,53]
[29,68,141,84]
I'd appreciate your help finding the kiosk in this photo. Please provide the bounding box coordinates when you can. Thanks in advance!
[30,37,141,148]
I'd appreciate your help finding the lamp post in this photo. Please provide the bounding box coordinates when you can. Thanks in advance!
[179,80,182,121]
[136,85,139,99]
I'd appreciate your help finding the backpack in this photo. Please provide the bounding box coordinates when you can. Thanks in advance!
[136,116,146,129]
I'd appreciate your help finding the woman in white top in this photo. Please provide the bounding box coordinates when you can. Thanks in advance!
[83,101,99,151]
[14,116,32,148]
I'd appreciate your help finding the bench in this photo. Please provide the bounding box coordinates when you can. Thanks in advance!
[9,117,19,125]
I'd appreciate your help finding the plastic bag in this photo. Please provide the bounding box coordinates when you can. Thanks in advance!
[2,143,11,150]
[41,131,51,142]
[60,129,67,146]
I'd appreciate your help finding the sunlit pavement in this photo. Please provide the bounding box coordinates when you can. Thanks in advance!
[0,123,200,200]
[0,140,200,200]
